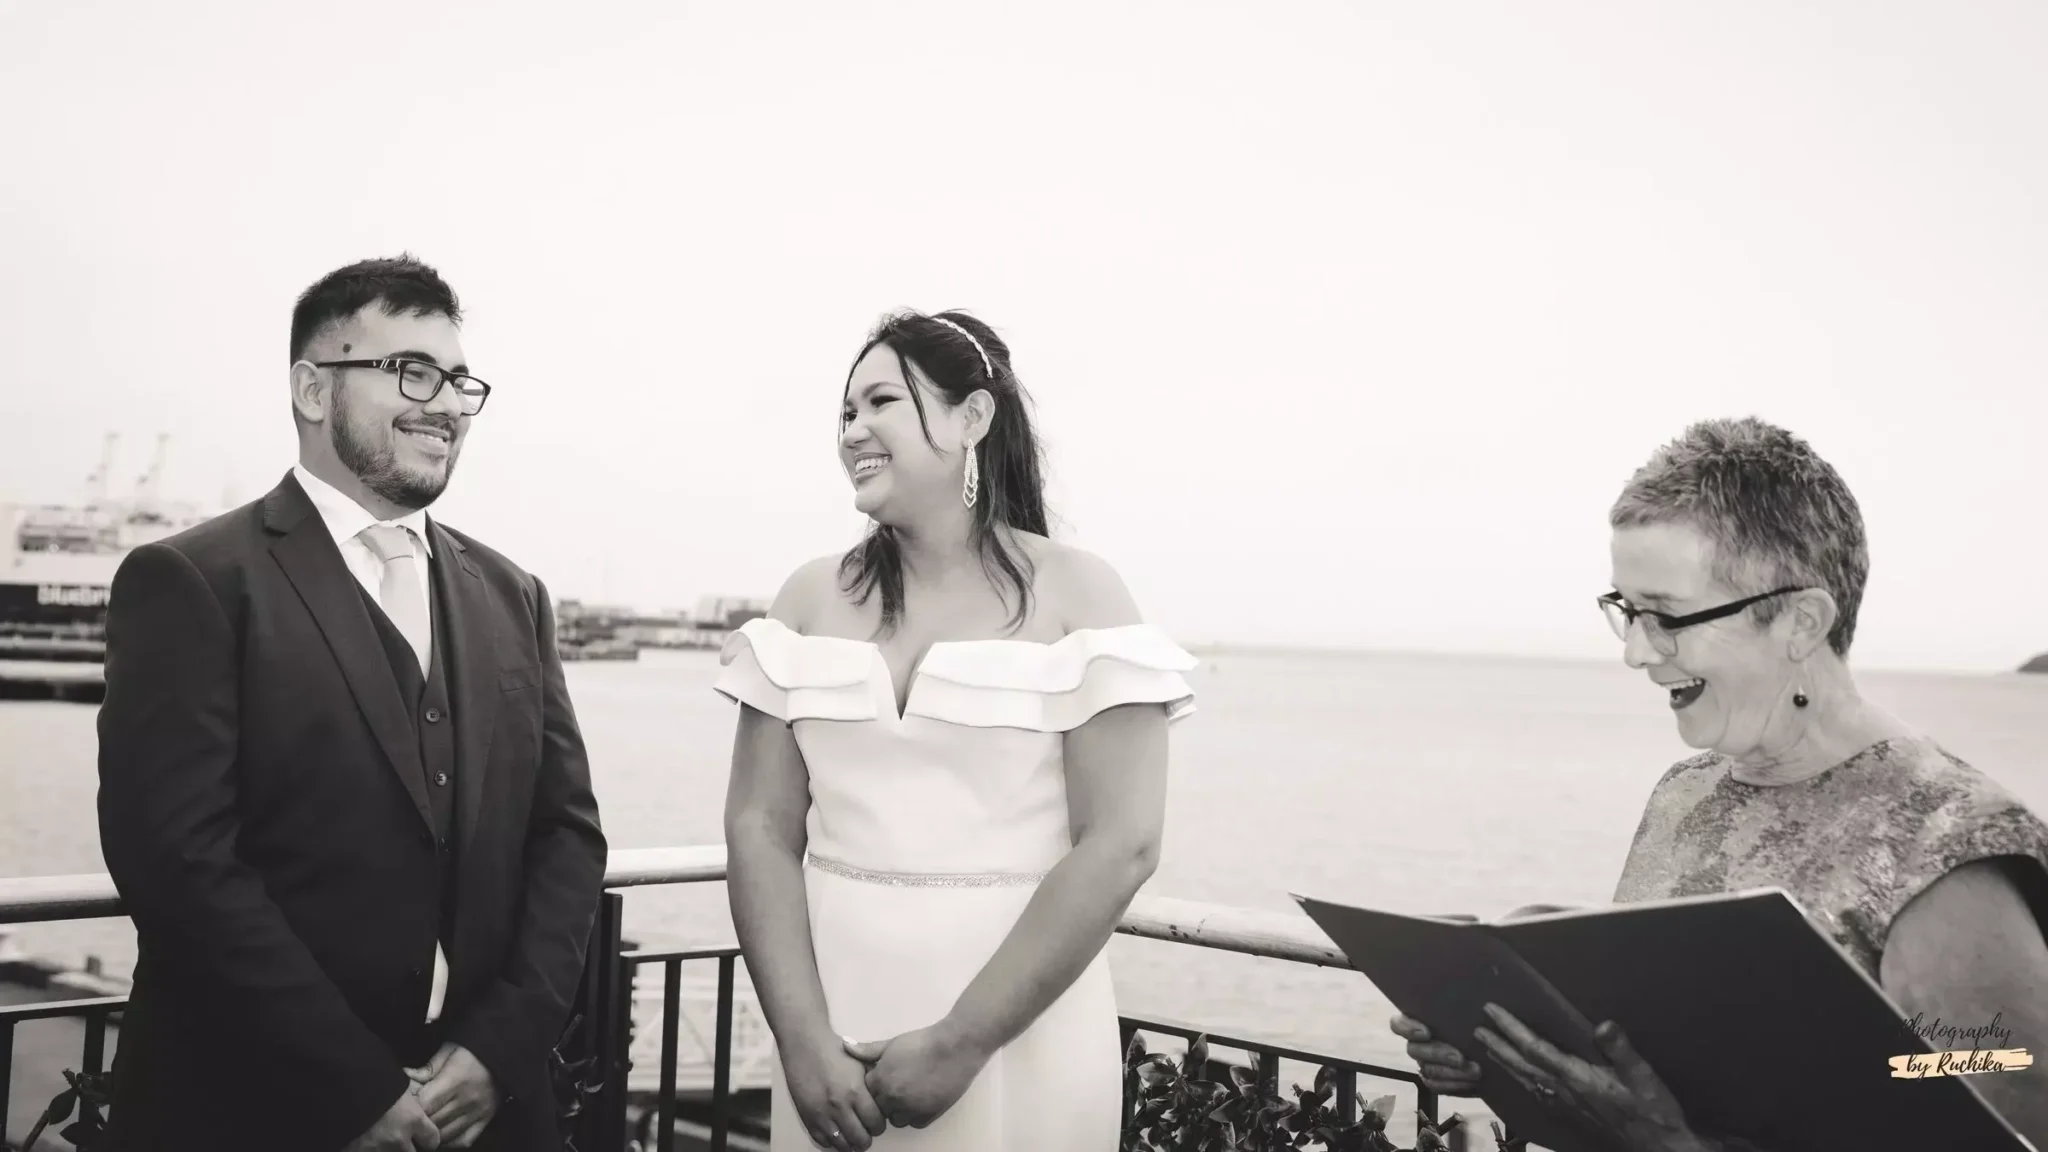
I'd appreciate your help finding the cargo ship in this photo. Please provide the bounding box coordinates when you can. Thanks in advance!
[0,433,216,699]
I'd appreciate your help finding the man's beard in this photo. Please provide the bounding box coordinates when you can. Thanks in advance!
[332,385,456,510]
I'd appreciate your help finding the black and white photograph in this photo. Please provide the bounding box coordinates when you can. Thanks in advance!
[2,3,2046,1151]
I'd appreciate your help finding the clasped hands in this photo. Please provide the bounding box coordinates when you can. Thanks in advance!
[785,1021,989,1151]
[345,1042,498,1151]
[1392,1005,1718,1152]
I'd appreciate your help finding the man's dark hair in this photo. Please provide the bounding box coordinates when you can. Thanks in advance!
[289,253,461,364]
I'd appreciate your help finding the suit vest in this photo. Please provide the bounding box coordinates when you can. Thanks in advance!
[355,551,459,955]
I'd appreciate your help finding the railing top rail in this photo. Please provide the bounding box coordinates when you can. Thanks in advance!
[0,846,731,924]
[621,945,743,964]
[0,994,128,1024]
[1119,893,1351,970]
[0,871,119,924]
[603,844,728,887]
[0,845,1354,971]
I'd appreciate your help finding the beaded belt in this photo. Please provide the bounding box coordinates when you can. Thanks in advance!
[806,853,1048,888]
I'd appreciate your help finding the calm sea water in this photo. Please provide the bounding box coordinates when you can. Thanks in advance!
[5,648,2046,1111]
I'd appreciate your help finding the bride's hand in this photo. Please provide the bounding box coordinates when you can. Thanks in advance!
[843,1023,990,1129]
[783,1033,887,1151]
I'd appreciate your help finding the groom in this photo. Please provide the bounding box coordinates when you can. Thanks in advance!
[95,255,607,1151]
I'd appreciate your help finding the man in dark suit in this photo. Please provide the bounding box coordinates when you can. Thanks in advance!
[96,254,608,1151]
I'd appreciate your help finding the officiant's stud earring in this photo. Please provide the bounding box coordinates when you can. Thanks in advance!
[962,443,980,509]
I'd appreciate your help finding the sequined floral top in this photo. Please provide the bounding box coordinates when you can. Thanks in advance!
[1612,735,2048,978]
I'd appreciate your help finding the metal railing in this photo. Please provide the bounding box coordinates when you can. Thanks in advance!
[1,848,1435,1152]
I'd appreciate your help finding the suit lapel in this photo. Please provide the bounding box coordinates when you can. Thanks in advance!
[429,520,500,856]
[263,474,434,832]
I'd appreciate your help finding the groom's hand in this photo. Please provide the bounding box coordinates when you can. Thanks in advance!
[342,1086,440,1150]
[407,1043,498,1148]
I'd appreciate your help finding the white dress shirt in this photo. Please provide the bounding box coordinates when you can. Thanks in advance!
[290,464,449,1024]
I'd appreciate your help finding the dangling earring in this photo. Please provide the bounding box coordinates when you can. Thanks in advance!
[1793,687,1810,708]
[962,442,980,508]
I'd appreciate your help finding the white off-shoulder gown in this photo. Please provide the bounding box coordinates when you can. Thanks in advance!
[713,618,1198,1151]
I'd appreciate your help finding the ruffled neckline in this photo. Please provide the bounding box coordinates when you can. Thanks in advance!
[716,617,1199,730]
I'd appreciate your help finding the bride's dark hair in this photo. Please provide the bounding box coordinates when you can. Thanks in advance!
[837,309,1050,636]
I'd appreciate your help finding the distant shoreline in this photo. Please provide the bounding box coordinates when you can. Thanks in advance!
[1184,641,2040,679]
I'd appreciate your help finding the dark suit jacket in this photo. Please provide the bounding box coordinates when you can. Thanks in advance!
[95,472,607,1152]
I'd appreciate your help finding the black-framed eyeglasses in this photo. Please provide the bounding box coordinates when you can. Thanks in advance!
[1597,586,1809,656]
[312,357,492,416]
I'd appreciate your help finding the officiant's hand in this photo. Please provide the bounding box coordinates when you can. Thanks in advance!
[843,1022,989,1129]
[1474,1002,1710,1152]
[1390,1015,1483,1095]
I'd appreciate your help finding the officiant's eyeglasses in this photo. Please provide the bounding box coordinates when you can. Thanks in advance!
[1597,587,1809,656]
[312,357,493,416]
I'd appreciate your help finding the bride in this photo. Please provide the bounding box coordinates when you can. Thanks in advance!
[717,309,1197,1150]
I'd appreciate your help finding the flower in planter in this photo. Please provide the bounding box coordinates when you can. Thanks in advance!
[24,1067,111,1151]
[1120,1032,1528,1152]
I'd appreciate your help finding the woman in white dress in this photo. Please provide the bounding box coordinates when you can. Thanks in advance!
[718,310,1197,1152]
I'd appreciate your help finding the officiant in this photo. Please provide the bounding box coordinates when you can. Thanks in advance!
[1392,417,2048,1150]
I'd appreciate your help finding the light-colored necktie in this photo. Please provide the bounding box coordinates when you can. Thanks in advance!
[358,525,430,676]
[357,523,447,1021]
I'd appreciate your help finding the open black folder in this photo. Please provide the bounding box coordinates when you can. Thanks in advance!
[1293,887,2034,1152]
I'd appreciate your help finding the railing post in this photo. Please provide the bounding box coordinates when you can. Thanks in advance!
[83,1008,107,1075]
[579,891,627,1152]
[1119,1019,1139,1132]
[1,1019,14,1135]
[656,959,680,1152]
[712,954,735,1152]
[611,896,637,1152]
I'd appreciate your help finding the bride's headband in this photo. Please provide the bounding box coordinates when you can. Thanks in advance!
[930,315,995,378]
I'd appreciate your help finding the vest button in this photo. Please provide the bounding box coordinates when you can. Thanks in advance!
[425,708,442,723]
[434,772,450,787]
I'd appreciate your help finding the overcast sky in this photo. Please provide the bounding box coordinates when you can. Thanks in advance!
[3,1,2042,672]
